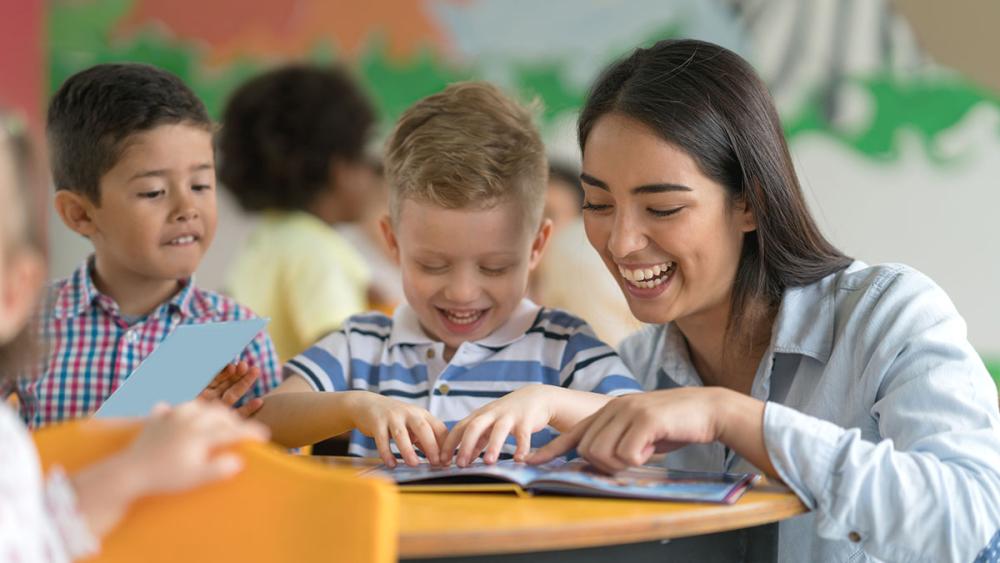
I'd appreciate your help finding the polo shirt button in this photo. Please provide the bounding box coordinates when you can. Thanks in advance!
[848,531,862,543]
[426,348,435,359]
[438,383,450,395]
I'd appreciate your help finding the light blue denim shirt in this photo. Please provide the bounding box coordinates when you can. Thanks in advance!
[619,262,1000,563]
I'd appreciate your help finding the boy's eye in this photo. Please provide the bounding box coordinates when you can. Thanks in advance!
[192,184,212,192]
[480,266,510,276]
[138,190,165,199]
[418,263,448,274]
[648,206,684,218]
[581,201,612,213]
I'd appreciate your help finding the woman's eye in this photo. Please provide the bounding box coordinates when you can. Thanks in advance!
[192,184,212,192]
[648,207,683,218]
[581,201,612,212]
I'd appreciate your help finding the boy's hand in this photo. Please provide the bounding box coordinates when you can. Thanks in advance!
[441,384,554,467]
[350,393,448,468]
[199,360,263,417]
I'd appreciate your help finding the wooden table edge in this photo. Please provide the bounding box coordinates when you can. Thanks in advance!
[398,493,807,558]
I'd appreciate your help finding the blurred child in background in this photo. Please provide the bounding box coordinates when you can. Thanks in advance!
[220,65,378,362]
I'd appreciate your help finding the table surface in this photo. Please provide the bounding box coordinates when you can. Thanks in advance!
[314,456,808,558]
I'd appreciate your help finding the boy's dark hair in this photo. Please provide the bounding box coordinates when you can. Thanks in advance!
[46,63,211,204]
[218,65,375,212]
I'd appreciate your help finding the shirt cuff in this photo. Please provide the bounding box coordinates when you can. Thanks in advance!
[762,401,846,511]
[45,465,100,559]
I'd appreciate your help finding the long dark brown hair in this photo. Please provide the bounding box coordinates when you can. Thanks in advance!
[579,39,851,339]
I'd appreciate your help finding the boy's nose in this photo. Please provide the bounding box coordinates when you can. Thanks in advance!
[443,271,481,303]
[171,191,200,222]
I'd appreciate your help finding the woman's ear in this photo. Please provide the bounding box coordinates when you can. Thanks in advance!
[54,190,99,238]
[735,196,757,233]
[379,215,400,265]
[528,218,554,270]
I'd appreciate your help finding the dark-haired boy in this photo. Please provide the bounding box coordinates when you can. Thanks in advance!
[219,65,377,361]
[5,63,281,427]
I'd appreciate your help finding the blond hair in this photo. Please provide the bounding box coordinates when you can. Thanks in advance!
[384,82,547,229]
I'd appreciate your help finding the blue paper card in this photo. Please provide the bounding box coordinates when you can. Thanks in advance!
[94,318,268,418]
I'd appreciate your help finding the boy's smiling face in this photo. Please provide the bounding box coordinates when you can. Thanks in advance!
[63,123,217,286]
[383,198,550,356]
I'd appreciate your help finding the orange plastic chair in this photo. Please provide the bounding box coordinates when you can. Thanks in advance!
[33,419,398,563]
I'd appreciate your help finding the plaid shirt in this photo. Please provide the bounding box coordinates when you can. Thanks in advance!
[3,258,281,428]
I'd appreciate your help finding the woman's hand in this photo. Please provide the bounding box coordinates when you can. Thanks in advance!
[528,388,771,474]
[350,393,448,468]
[441,384,556,466]
[199,360,263,417]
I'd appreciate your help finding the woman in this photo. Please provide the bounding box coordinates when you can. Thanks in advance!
[521,40,1000,561]
[0,114,268,561]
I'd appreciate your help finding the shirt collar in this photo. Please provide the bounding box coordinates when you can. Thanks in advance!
[388,298,542,349]
[769,272,839,364]
[51,255,206,321]
[656,264,847,389]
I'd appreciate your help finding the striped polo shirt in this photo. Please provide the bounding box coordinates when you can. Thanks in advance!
[286,299,642,459]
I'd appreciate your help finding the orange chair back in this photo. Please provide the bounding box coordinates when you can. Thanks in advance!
[33,420,398,563]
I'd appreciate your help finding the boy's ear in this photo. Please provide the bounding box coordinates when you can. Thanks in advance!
[527,218,553,271]
[378,214,400,265]
[53,190,98,238]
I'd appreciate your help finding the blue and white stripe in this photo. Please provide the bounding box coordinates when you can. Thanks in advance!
[286,299,641,459]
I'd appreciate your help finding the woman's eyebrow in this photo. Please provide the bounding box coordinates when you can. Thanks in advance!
[580,172,692,194]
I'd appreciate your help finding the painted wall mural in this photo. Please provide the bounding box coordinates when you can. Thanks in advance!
[38,0,1000,379]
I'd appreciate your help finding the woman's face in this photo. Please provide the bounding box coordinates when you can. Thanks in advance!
[0,140,44,344]
[580,113,756,327]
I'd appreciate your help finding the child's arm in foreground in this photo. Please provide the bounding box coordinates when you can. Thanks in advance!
[71,401,267,541]
[252,374,448,466]
[441,385,614,466]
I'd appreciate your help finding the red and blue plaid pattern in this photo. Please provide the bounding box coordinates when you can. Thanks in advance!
[3,258,281,428]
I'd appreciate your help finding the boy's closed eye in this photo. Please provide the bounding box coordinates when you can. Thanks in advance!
[138,189,165,199]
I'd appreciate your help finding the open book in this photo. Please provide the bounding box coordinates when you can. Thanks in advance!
[375,458,758,504]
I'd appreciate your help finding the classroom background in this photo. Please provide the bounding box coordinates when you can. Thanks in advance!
[2,0,998,388]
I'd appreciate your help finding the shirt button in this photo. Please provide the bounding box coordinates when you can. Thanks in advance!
[848,531,862,543]
[426,348,436,359]
[438,383,450,395]
[125,330,138,344]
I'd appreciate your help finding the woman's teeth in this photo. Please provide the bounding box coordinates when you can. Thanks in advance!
[168,235,196,246]
[617,262,675,289]
[443,309,484,325]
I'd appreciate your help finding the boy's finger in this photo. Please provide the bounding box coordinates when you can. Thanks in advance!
[439,421,467,465]
[483,418,514,464]
[410,418,441,466]
[513,427,532,462]
[235,397,264,418]
[456,417,491,467]
[221,368,260,405]
[392,424,421,467]
[374,428,397,468]
[526,418,588,465]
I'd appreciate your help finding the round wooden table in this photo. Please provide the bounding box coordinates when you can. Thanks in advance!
[318,457,807,561]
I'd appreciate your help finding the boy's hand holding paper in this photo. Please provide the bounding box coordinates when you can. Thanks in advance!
[199,360,263,417]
